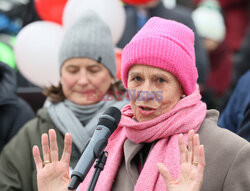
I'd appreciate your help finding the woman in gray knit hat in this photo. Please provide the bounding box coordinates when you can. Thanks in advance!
[0,10,128,191]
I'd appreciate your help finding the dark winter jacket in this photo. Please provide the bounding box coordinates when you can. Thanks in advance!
[0,108,81,191]
[117,1,209,84]
[0,61,35,152]
[238,102,250,141]
[218,70,250,133]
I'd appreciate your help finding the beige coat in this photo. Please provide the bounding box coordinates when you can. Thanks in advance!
[112,110,250,191]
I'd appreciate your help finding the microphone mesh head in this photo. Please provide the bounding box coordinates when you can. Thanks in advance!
[103,106,121,122]
[97,107,121,133]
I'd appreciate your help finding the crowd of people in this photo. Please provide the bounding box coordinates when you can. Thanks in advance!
[0,0,249,191]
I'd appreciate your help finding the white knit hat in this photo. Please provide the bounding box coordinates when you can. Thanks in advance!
[192,0,226,42]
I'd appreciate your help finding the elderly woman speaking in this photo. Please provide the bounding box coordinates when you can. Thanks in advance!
[33,17,250,191]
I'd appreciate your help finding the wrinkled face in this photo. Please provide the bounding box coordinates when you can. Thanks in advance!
[60,58,114,105]
[127,65,183,122]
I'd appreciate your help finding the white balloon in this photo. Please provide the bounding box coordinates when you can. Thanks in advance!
[63,0,126,44]
[14,21,64,87]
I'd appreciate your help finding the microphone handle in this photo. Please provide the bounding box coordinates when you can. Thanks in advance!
[68,126,111,190]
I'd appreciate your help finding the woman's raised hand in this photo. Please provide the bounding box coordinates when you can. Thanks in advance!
[33,129,74,191]
[157,130,206,191]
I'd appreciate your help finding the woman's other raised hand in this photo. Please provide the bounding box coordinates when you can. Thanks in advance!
[157,130,206,191]
[33,129,74,191]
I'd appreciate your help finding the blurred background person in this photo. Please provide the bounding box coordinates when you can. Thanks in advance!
[194,0,249,53]
[0,61,35,152]
[233,26,250,86]
[0,0,40,87]
[192,0,233,111]
[218,70,250,136]
[0,0,44,115]
[216,0,249,53]
[0,11,128,191]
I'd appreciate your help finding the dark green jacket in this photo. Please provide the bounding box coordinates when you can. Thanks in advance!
[0,108,81,191]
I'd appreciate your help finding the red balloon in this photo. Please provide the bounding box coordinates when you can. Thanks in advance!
[34,0,68,24]
[115,48,122,80]
[122,0,156,5]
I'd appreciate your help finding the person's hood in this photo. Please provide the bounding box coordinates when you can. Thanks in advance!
[0,61,17,105]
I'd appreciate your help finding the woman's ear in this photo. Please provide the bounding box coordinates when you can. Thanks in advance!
[179,83,185,98]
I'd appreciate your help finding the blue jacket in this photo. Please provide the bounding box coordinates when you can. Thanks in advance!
[218,70,250,133]
[237,102,250,141]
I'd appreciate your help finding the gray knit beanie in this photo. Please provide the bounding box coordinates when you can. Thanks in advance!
[59,10,116,78]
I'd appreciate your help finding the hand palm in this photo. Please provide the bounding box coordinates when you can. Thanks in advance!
[33,130,74,191]
[37,161,71,191]
[167,162,203,191]
[157,130,205,191]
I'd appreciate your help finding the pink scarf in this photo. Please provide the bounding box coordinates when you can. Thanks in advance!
[80,85,207,191]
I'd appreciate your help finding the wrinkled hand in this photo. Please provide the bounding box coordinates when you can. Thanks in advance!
[33,129,74,191]
[157,130,206,191]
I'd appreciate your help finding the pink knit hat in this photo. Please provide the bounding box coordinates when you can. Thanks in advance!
[121,17,198,95]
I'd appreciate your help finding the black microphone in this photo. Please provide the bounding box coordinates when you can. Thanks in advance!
[68,106,121,190]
